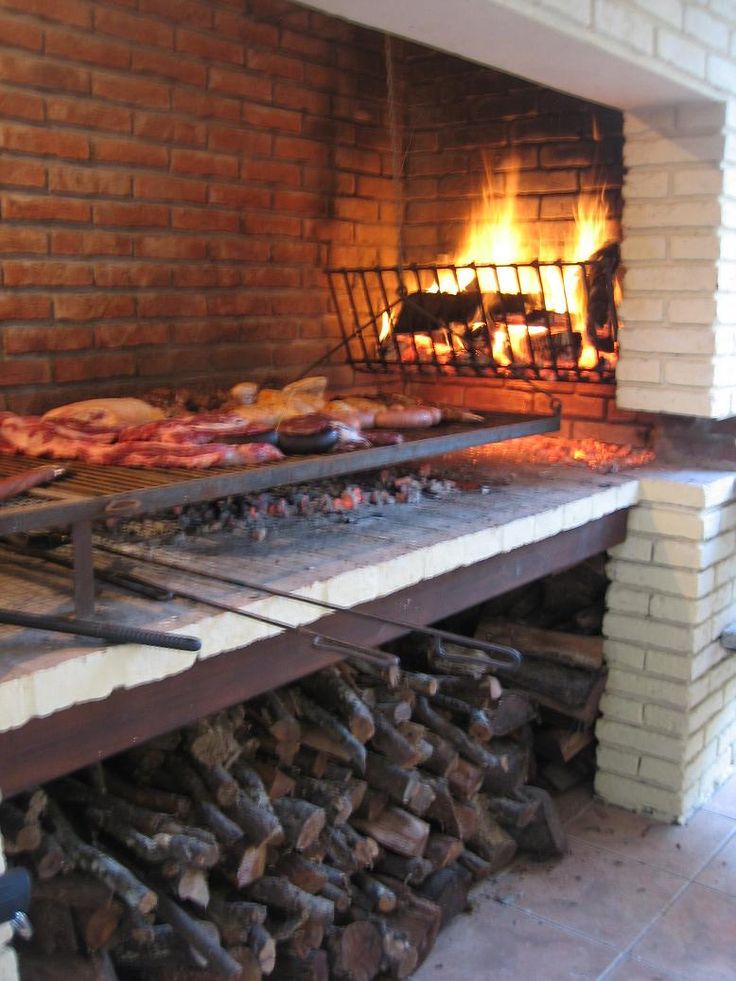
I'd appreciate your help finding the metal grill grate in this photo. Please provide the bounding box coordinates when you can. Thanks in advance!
[327,250,619,384]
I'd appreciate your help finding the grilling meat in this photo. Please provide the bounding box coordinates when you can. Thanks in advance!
[119,414,276,445]
[0,413,283,470]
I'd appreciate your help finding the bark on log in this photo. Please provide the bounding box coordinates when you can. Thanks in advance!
[352,806,430,859]
[327,920,383,981]
[369,714,420,768]
[299,668,375,743]
[365,752,420,806]
[271,949,328,981]
[508,786,567,859]
[247,876,334,927]
[424,833,463,870]
[153,888,242,978]
[416,866,470,926]
[292,691,367,773]
[47,801,157,915]
[477,619,604,671]
[272,798,326,853]
[207,896,268,946]
[352,873,397,914]
[468,798,518,872]
[373,852,434,886]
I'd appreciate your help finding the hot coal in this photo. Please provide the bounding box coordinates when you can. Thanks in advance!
[394,290,482,333]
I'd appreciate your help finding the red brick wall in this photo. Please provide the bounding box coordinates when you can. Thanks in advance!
[384,47,652,446]
[0,0,399,413]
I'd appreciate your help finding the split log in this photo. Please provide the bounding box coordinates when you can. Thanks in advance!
[422,732,460,778]
[207,896,268,946]
[172,866,210,909]
[153,888,242,978]
[401,672,438,696]
[247,876,334,927]
[292,691,367,773]
[47,801,157,915]
[352,806,430,858]
[417,865,471,926]
[231,762,283,830]
[253,691,302,744]
[221,840,268,889]
[253,763,297,801]
[381,880,442,969]
[102,772,191,820]
[395,722,432,765]
[286,916,324,959]
[355,790,389,823]
[424,833,463,870]
[405,778,436,818]
[299,668,375,742]
[535,725,594,764]
[453,801,479,842]
[348,911,417,979]
[477,619,603,671]
[457,848,493,879]
[248,922,276,974]
[508,786,567,859]
[320,882,350,913]
[485,793,540,830]
[274,854,328,894]
[197,762,283,846]
[291,775,354,826]
[272,798,325,852]
[326,920,383,981]
[198,800,245,849]
[365,752,420,806]
[493,653,606,710]
[373,852,434,886]
[352,873,397,914]
[376,700,412,726]
[488,691,537,737]
[185,711,241,768]
[430,693,494,741]
[271,949,328,981]
[420,776,462,838]
[446,759,484,802]
[369,714,420,768]
[435,674,503,705]
[468,799,518,872]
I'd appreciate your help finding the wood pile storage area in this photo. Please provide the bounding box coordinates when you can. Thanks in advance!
[7,646,566,980]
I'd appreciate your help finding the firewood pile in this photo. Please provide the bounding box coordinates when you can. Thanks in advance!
[473,556,608,791]
[5,652,567,981]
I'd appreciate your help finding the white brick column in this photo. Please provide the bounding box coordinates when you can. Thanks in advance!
[617,100,736,419]
[595,469,736,821]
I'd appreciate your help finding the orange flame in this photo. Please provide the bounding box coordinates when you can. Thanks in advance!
[385,159,618,373]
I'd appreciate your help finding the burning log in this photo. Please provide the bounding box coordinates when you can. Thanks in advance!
[394,290,482,334]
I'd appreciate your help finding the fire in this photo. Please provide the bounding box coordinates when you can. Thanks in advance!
[382,158,619,375]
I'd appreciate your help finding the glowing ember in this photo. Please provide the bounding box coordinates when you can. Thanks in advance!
[469,436,655,474]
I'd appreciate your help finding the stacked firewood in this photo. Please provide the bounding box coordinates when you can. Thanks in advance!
[6,655,566,981]
[474,558,608,789]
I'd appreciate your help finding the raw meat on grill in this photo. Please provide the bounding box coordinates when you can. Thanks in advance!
[119,414,276,445]
[84,441,284,470]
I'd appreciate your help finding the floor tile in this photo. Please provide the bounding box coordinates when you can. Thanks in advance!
[696,832,736,897]
[632,881,736,981]
[567,800,736,877]
[556,781,594,825]
[704,772,736,820]
[491,837,685,948]
[602,955,693,980]
[412,899,617,981]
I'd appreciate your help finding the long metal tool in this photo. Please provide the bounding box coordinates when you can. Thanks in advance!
[0,607,201,652]
[120,576,399,671]
[94,541,521,671]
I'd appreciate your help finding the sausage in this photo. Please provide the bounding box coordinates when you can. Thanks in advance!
[373,407,436,429]
[0,465,66,502]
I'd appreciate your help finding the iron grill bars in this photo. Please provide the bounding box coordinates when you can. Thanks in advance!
[326,258,619,383]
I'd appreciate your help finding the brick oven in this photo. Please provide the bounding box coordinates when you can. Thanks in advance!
[1,0,736,976]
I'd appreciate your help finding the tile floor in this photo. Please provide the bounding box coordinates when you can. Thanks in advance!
[413,773,736,980]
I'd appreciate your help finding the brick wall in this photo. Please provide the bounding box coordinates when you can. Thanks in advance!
[0,0,399,413]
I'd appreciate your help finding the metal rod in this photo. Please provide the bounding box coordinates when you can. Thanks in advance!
[95,569,398,670]
[0,607,201,652]
[94,542,521,671]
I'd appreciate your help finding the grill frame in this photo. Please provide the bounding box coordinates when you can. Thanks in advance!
[0,410,560,615]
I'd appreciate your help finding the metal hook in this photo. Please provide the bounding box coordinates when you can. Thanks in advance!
[431,635,521,673]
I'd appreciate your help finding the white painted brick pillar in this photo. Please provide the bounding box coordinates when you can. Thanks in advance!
[617,99,736,420]
[595,469,736,821]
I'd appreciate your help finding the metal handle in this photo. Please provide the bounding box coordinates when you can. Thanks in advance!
[310,634,400,669]
[0,607,201,652]
[431,636,522,672]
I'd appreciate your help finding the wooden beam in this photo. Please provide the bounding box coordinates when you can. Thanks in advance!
[0,511,628,797]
